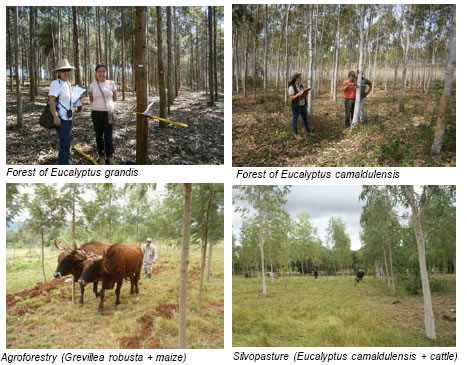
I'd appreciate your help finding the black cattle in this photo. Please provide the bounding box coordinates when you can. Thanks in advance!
[355,271,365,283]
[313,270,319,279]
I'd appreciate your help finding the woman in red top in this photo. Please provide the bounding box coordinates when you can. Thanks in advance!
[339,71,357,127]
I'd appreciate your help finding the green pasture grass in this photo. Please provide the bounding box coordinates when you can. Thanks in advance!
[232,275,455,347]
[6,244,224,349]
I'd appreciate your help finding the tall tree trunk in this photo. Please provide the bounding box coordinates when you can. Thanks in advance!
[263,5,268,95]
[234,29,239,93]
[352,5,365,127]
[398,5,411,113]
[403,185,436,341]
[332,5,340,102]
[14,7,22,126]
[307,5,313,118]
[72,7,82,90]
[57,8,62,60]
[258,190,267,295]
[208,7,215,106]
[213,7,218,101]
[121,8,126,100]
[431,7,456,155]
[284,5,290,104]
[135,7,149,164]
[167,7,174,108]
[7,8,13,92]
[157,7,168,126]
[207,240,214,281]
[104,7,108,68]
[199,185,213,310]
[41,227,46,284]
[392,36,400,102]
[29,6,36,102]
[242,29,249,98]
[179,184,192,349]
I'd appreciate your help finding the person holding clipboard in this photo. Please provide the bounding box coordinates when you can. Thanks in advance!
[288,73,311,140]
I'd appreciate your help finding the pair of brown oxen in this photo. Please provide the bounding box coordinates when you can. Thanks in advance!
[54,241,143,313]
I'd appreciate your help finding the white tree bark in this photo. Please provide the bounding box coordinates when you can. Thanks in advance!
[307,5,313,118]
[263,5,268,95]
[431,7,456,154]
[403,185,437,341]
[352,5,365,127]
[284,5,291,104]
[398,5,411,112]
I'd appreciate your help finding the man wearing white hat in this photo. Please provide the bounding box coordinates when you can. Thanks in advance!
[143,238,157,278]
[48,59,77,165]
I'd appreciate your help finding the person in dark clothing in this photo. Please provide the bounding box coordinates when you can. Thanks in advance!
[288,73,311,140]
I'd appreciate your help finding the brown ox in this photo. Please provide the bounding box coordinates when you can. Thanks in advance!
[78,243,143,313]
[54,241,111,304]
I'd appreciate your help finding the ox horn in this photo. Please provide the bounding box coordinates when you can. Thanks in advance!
[54,239,63,250]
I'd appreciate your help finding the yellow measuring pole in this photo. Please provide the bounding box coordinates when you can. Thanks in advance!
[136,112,188,128]
[73,146,98,165]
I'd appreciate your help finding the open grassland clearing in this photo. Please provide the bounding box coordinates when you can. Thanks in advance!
[232,275,455,347]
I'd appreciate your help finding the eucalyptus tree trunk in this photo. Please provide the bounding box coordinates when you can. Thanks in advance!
[398,5,411,113]
[352,5,365,127]
[41,228,46,284]
[167,7,174,106]
[206,240,214,281]
[263,5,268,95]
[332,5,340,102]
[284,5,291,104]
[392,36,400,102]
[72,7,82,89]
[213,7,218,101]
[243,29,249,97]
[403,185,436,341]
[372,23,380,89]
[7,8,13,92]
[29,7,36,102]
[179,184,192,349]
[208,7,215,106]
[135,7,149,164]
[157,7,167,124]
[235,30,239,93]
[14,7,22,126]
[121,8,126,100]
[431,7,456,155]
[307,5,313,118]
[257,190,267,295]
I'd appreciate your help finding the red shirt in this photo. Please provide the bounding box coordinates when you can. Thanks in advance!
[342,79,357,100]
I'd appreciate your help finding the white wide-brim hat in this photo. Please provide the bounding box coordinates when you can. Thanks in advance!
[53,59,76,72]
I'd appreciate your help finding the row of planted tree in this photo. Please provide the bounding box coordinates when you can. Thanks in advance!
[7,183,224,277]
[8,6,224,127]
[233,4,454,100]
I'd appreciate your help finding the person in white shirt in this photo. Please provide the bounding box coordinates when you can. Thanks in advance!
[143,238,157,279]
[48,59,76,165]
[88,64,118,165]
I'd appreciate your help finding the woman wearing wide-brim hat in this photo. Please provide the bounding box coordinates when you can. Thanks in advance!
[48,59,76,165]
[288,72,311,140]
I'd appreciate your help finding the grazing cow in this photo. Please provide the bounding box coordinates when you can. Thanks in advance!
[355,271,365,283]
[313,270,319,279]
[78,243,143,313]
[53,240,111,304]
[244,273,251,278]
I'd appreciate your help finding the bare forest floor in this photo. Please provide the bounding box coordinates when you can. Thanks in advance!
[6,245,224,349]
[6,82,224,165]
[233,85,455,166]
[232,275,456,347]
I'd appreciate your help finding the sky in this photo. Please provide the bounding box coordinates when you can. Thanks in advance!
[232,185,365,250]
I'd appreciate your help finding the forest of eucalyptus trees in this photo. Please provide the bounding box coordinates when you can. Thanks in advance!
[6,6,224,165]
[232,4,456,167]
